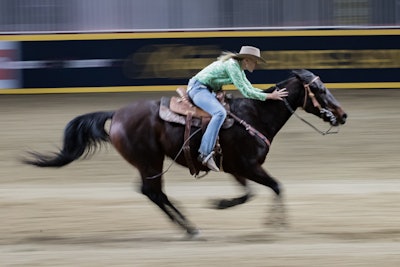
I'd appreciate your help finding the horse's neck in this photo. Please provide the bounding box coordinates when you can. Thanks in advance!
[229,98,289,142]
[262,101,293,139]
[229,81,304,141]
[258,81,304,139]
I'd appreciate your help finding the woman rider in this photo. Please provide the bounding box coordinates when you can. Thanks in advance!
[187,46,288,171]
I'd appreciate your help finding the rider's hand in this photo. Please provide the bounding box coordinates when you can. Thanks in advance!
[268,88,288,100]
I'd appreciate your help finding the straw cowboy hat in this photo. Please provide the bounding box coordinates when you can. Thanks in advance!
[235,46,266,63]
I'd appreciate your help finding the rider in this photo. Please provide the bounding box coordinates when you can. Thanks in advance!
[187,45,288,172]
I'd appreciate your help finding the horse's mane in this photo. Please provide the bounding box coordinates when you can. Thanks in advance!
[264,69,315,93]
[291,69,316,84]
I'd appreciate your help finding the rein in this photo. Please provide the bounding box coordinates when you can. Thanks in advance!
[227,111,271,146]
[282,76,339,135]
[283,99,338,135]
[145,127,203,179]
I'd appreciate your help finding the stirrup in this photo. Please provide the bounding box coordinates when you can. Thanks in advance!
[200,151,214,164]
[198,152,219,172]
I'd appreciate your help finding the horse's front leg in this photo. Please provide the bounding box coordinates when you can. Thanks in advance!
[210,175,255,209]
[266,194,287,227]
[246,166,288,227]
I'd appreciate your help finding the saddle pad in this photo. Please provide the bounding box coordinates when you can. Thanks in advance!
[159,97,204,127]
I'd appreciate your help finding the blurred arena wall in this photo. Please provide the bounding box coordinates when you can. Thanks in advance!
[0,0,399,93]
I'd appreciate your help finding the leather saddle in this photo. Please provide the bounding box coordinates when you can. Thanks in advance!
[159,87,234,129]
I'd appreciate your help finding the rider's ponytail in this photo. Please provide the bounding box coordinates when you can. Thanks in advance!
[218,51,239,62]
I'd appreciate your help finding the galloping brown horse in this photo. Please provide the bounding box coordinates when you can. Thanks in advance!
[23,69,347,236]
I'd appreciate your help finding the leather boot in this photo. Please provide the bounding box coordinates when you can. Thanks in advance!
[198,152,219,172]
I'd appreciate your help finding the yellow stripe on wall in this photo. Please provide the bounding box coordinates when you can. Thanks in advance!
[1,29,399,41]
[1,82,399,94]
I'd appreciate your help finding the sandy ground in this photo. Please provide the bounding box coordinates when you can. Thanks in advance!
[1,89,399,266]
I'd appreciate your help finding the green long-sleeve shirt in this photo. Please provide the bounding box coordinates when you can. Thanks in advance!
[194,58,267,101]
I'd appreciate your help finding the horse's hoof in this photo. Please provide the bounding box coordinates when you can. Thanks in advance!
[264,218,289,229]
[209,199,231,209]
[189,228,200,236]
[183,228,203,240]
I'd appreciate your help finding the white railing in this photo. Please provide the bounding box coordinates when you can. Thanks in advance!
[0,0,399,34]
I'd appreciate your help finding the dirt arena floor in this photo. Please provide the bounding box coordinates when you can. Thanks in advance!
[1,89,399,266]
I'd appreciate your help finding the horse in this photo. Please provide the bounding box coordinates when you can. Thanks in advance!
[23,69,347,236]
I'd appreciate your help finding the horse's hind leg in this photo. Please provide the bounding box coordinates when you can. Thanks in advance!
[109,105,198,236]
[141,177,199,236]
[162,194,200,236]
[110,131,198,235]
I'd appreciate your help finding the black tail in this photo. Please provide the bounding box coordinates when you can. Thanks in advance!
[23,111,115,167]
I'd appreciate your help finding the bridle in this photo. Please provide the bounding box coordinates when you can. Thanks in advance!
[303,76,321,109]
[283,75,339,135]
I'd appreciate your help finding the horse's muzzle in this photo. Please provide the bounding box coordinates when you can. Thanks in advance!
[330,107,347,126]
[321,107,347,126]
[339,112,348,124]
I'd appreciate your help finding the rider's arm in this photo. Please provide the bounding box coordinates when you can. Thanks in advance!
[225,60,268,101]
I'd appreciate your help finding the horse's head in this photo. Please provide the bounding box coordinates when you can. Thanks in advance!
[291,69,347,126]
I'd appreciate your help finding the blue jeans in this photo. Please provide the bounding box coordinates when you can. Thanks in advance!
[187,78,227,156]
